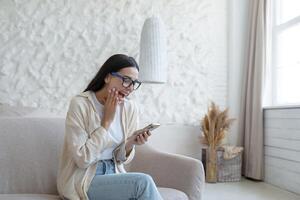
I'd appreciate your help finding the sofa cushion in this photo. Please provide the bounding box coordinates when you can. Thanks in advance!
[0,194,60,200]
[0,117,65,194]
[158,187,189,200]
[0,189,188,200]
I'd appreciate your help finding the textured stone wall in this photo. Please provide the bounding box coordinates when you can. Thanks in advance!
[0,0,227,126]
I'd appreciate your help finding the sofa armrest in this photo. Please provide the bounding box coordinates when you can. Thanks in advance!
[126,144,205,200]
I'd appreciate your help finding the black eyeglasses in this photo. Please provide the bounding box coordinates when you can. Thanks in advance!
[110,72,142,90]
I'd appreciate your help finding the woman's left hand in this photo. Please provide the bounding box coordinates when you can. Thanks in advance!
[134,131,151,145]
[125,131,151,152]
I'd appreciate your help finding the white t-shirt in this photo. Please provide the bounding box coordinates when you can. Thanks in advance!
[91,92,124,160]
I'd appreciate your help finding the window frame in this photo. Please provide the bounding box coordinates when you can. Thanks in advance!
[268,0,300,106]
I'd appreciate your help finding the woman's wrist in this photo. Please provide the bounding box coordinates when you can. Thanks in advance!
[101,120,110,130]
[125,140,134,152]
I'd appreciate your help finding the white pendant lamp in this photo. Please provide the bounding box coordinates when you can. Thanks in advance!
[139,16,167,83]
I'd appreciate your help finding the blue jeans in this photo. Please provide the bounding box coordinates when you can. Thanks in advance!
[87,159,163,200]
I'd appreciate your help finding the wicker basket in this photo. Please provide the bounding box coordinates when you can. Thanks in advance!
[217,149,243,182]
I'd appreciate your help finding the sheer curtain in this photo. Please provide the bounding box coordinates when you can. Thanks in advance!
[238,0,267,180]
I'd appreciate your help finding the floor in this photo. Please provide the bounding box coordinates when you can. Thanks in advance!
[203,178,300,200]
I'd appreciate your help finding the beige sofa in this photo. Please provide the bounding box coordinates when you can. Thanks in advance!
[0,110,204,200]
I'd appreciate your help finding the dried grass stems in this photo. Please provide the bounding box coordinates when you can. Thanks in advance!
[200,102,235,148]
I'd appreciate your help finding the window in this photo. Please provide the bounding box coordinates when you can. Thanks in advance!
[267,0,300,105]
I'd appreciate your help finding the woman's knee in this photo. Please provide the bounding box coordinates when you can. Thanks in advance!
[133,173,155,186]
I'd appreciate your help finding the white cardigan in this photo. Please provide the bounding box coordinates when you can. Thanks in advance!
[57,91,139,200]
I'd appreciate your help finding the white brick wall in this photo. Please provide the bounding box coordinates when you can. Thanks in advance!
[0,0,228,126]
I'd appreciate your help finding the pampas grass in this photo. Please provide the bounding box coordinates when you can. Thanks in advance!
[200,102,235,148]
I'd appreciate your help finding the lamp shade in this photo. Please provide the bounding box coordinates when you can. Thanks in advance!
[139,16,167,83]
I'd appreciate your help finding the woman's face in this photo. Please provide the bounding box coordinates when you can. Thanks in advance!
[105,67,139,99]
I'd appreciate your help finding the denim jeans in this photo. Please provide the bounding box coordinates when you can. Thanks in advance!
[87,159,163,200]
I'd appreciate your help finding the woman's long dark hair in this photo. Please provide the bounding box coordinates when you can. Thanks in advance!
[84,54,139,92]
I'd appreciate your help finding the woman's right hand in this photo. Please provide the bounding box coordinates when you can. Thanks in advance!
[101,88,119,130]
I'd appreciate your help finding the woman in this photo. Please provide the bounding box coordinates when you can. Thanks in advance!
[57,54,163,200]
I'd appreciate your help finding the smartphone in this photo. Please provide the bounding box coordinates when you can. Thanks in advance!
[134,123,160,135]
